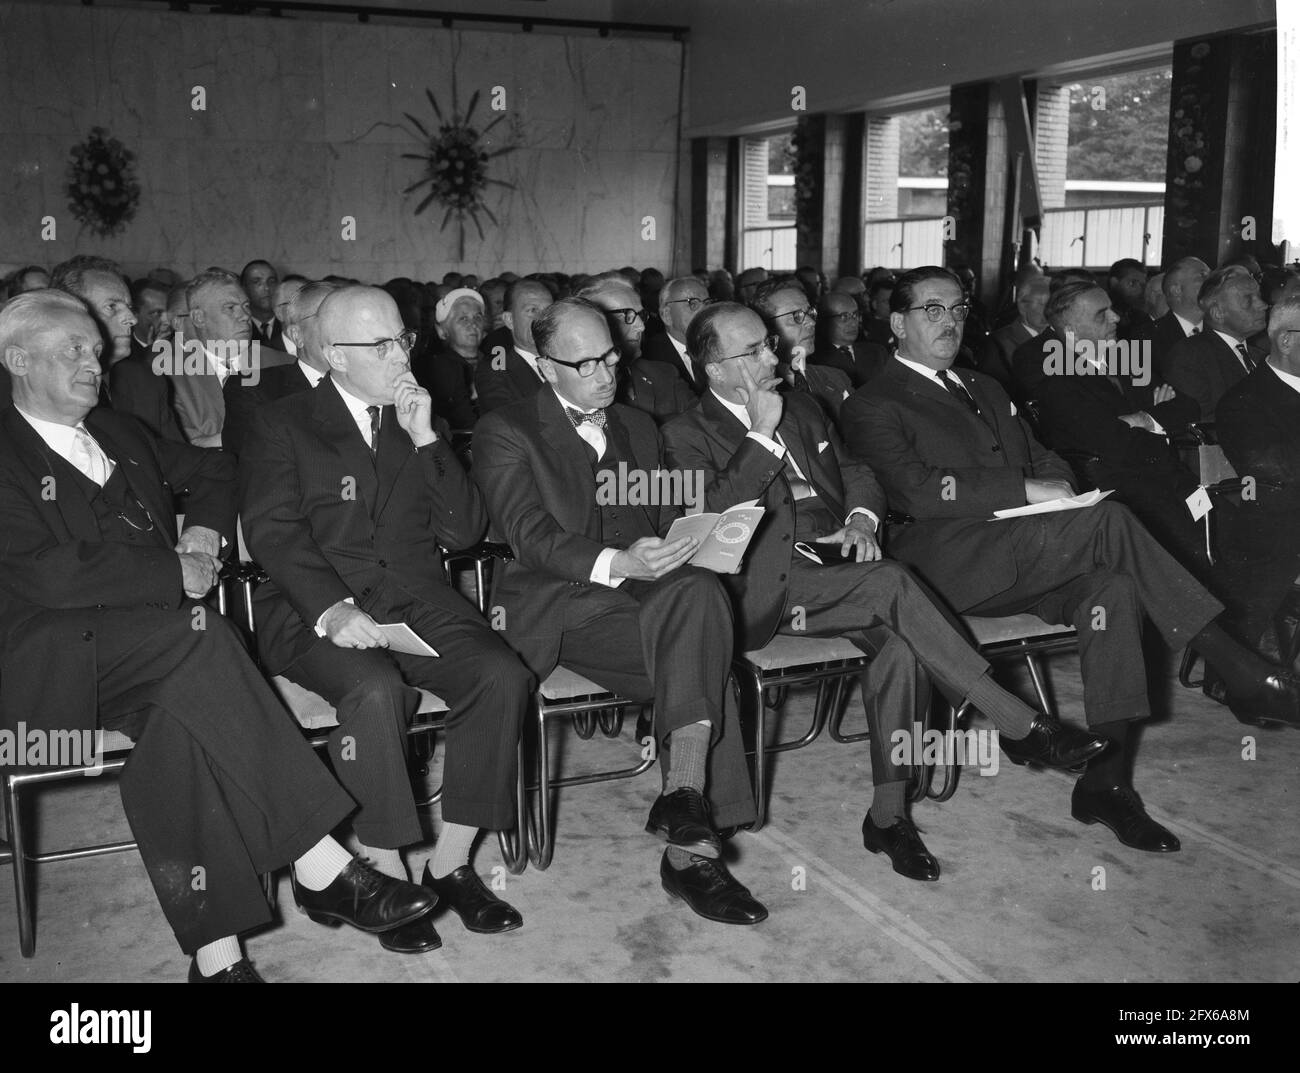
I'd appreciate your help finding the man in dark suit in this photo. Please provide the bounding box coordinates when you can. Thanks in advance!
[1032,281,1205,574]
[1162,266,1268,421]
[110,281,186,443]
[0,289,438,981]
[841,267,1300,850]
[223,280,339,457]
[242,259,287,352]
[473,279,553,415]
[643,275,711,394]
[1132,257,1209,372]
[1214,296,1300,721]
[1107,258,1153,342]
[662,303,1106,881]
[811,290,890,389]
[580,276,694,423]
[752,280,853,425]
[473,297,767,925]
[240,286,533,952]
[862,277,896,348]
[983,274,1048,389]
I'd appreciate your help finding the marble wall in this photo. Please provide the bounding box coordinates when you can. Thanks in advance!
[0,2,685,281]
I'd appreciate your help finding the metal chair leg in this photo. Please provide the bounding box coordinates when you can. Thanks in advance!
[1023,650,1055,716]
[1177,646,1203,688]
[497,738,528,875]
[527,706,555,870]
[927,702,965,802]
[742,667,768,831]
[4,774,35,957]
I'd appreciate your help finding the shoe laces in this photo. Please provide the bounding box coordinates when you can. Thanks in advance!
[348,857,384,896]
[224,960,261,982]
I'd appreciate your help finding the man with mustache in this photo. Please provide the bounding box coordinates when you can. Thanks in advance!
[842,267,1300,851]
[240,286,533,954]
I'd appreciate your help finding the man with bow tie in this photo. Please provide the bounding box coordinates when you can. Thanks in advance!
[661,301,1107,882]
[239,286,534,955]
[472,296,767,925]
[0,288,444,981]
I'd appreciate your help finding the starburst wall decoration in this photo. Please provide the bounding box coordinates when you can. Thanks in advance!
[402,80,517,261]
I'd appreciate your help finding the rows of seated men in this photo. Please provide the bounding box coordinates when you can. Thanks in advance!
[1,252,1296,985]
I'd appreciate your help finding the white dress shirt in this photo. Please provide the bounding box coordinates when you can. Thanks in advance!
[667,333,696,382]
[334,380,382,448]
[1173,311,1201,338]
[515,344,544,381]
[298,360,326,388]
[708,389,878,531]
[1267,360,1300,396]
[15,408,116,486]
[1214,329,1254,373]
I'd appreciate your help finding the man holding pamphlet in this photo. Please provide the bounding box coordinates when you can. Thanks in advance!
[473,296,768,926]
[663,301,1109,883]
[239,286,534,957]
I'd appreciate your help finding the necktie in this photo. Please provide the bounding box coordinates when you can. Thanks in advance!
[366,405,381,464]
[1190,324,1202,335]
[1236,343,1256,373]
[773,430,817,501]
[72,427,111,486]
[938,369,982,417]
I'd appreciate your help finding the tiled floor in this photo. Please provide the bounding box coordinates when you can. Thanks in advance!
[1,650,1296,982]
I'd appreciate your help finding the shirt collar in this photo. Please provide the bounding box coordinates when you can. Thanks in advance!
[1173,311,1201,337]
[1267,360,1300,396]
[1214,328,1246,350]
[333,378,379,423]
[298,359,327,388]
[14,406,92,456]
[710,388,752,429]
[893,352,947,385]
[552,386,601,417]
[667,333,690,360]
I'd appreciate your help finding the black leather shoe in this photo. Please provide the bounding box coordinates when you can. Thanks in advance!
[645,788,721,858]
[660,851,768,925]
[1227,673,1300,729]
[1071,782,1180,852]
[291,858,437,933]
[716,823,754,841]
[862,814,939,881]
[1000,713,1109,770]
[379,912,443,954]
[188,958,264,983]
[421,864,523,934]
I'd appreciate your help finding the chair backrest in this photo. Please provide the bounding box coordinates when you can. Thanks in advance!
[1198,444,1238,487]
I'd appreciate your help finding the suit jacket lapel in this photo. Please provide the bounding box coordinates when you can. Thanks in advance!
[537,388,599,535]
[85,413,178,544]
[313,379,379,516]
[373,404,411,520]
[1,409,100,542]
[778,403,845,520]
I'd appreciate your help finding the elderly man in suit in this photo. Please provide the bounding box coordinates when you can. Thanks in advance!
[222,280,340,457]
[983,274,1048,389]
[841,267,1300,851]
[579,276,694,424]
[473,296,766,925]
[1132,257,1210,372]
[1161,265,1268,421]
[662,303,1106,881]
[642,274,712,394]
[240,285,533,953]
[811,290,890,389]
[1031,281,1204,574]
[1213,296,1300,726]
[473,279,553,414]
[167,268,253,448]
[751,280,853,425]
[0,289,438,981]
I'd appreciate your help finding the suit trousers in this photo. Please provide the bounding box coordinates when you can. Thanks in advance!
[958,501,1223,725]
[551,566,757,830]
[280,597,533,839]
[778,558,991,785]
[95,606,354,954]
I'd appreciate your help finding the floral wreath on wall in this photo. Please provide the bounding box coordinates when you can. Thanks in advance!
[786,116,822,248]
[1168,41,1211,240]
[66,127,141,238]
[402,79,517,262]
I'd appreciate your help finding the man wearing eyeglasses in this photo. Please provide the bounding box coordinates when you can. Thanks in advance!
[642,275,712,395]
[811,290,890,389]
[240,286,534,955]
[751,280,853,425]
[662,302,1106,882]
[842,266,1300,852]
[580,276,694,424]
[473,297,767,925]
[0,288,445,981]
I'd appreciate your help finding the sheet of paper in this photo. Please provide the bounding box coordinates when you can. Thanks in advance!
[991,488,1113,520]
[375,622,440,657]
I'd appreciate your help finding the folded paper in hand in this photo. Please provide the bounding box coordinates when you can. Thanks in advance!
[991,488,1112,520]
[375,622,440,657]
[664,500,765,574]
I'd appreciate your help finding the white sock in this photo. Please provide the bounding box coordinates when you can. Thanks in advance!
[292,835,356,891]
[427,823,479,879]
[195,936,242,977]
[356,844,406,881]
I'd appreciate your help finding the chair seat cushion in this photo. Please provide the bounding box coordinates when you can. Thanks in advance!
[540,666,616,701]
[741,634,867,670]
[271,676,448,730]
[99,730,135,755]
[961,613,1074,647]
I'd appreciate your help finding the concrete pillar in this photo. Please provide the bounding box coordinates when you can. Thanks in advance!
[690,136,733,271]
[1034,84,1070,211]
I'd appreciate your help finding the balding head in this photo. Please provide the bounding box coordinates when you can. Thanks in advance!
[531,297,621,412]
[658,275,711,341]
[286,281,341,370]
[577,279,645,359]
[821,290,861,347]
[1162,257,1210,321]
[318,285,414,405]
[503,279,553,353]
[1267,296,1300,375]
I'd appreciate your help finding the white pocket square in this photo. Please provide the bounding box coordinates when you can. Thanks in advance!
[817,440,830,453]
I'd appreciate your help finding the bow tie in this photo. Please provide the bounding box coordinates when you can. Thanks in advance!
[565,406,607,430]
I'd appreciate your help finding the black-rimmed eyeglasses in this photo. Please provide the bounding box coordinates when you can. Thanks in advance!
[542,347,621,377]
[330,329,419,361]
